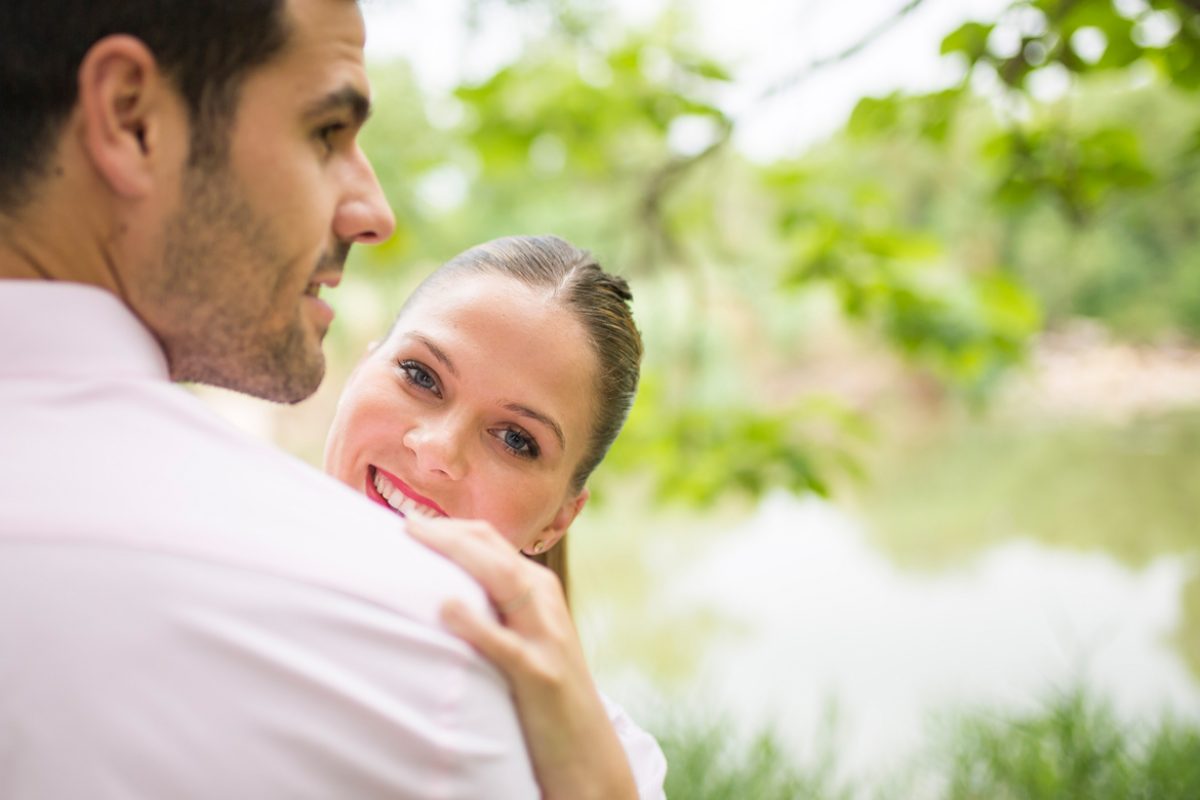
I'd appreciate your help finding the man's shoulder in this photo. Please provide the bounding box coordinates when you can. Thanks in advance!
[189,449,485,626]
[0,372,489,630]
[211,445,488,626]
[134,439,491,630]
[0,451,535,798]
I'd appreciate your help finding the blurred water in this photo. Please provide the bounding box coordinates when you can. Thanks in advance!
[647,492,1200,783]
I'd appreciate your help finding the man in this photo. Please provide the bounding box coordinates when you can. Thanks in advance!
[0,1,538,796]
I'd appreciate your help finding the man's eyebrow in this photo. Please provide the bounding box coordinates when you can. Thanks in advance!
[503,402,566,451]
[410,333,458,378]
[303,86,372,126]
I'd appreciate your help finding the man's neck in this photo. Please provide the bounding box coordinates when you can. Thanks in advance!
[0,233,53,280]
[0,206,122,291]
[0,204,57,281]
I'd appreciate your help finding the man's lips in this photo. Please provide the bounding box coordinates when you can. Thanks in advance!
[302,272,341,326]
[304,270,342,297]
[367,466,449,518]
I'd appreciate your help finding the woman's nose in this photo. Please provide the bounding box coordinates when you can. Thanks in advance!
[402,418,467,480]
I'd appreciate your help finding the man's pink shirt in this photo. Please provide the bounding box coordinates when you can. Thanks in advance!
[0,282,544,798]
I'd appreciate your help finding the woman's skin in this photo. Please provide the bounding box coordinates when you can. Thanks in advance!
[324,272,594,553]
[323,271,639,800]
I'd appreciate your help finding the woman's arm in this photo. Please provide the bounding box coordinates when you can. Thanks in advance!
[405,516,645,800]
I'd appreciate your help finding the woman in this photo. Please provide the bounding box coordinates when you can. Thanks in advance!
[322,235,665,799]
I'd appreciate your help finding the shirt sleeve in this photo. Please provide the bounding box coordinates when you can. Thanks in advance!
[599,690,668,800]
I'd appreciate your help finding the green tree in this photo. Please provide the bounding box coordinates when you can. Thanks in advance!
[351,0,1200,506]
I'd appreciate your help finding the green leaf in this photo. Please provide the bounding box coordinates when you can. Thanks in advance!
[942,21,996,62]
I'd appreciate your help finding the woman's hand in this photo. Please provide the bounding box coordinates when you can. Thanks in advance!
[405,516,638,800]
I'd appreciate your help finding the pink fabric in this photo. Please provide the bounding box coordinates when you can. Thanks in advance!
[600,693,668,800]
[0,282,540,798]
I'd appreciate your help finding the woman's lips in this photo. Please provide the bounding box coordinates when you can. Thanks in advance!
[367,466,449,518]
[364,467,391,509]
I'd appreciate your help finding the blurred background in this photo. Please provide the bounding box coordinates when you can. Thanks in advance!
[199,0,1200,795]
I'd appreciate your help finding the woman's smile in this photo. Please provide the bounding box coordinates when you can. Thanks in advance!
[365,465,448,519]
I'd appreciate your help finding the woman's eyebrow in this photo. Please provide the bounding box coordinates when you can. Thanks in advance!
[405,332,564,449]
[502,402,566,450]
[410,333,458,378]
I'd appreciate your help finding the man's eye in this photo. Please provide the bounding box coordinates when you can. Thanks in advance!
[317,122,347,152]
[398,360,441,397]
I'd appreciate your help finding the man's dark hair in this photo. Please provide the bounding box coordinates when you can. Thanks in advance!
[0,1,290,212]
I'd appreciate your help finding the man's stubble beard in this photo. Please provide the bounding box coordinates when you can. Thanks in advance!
[155,163,330,404]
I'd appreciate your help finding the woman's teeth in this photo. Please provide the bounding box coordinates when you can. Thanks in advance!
[373,470,444,519]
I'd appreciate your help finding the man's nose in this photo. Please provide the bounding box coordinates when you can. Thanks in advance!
[334,146,396,245]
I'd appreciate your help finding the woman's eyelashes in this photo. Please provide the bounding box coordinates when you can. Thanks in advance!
[492,427,540,460]
[396,358,542,461]
[398,359,442,398]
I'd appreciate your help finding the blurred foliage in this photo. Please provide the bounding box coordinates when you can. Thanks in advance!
[943,688,1200,799]
[603,381,872,506]
[646,687,1200,799]
[351,0,1200,507]
[935,0,1200,335]
[652,714,851,800]
[857,410,1200,569]
[942,0,1200,91]
[765,158,1040,397]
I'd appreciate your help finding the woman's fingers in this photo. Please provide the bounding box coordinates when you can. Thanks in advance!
[405,516,543,617]
[442,599,527,672]
[406,517,509,577]
[403,518,637,799]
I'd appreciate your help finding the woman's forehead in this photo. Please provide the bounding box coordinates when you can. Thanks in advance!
[387,275,597,444]
[397,273,573,339]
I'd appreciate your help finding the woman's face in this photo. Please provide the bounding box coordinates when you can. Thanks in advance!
[323,272,596,552]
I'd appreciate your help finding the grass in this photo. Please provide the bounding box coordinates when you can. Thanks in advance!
[653,714,852,800]
[650,688,1200,799]
[942,689,1200,800]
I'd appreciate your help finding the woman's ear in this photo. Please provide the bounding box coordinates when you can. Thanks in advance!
[525,489,589,556]
[77,34,180,199]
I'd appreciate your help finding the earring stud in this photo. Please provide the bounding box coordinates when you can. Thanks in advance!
[530,540,546,555]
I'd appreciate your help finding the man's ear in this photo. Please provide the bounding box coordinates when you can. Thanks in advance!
[77,35,177,199]
[525,488,590,555]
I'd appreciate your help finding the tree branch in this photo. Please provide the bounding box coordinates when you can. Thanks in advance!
[756,0,933,104]
[635,0,935,271]
[635,122,732,273]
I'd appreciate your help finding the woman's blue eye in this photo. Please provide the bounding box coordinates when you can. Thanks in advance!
[399,360,440,397]
[500,428,539,459]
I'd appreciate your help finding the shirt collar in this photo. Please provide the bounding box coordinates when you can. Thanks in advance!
[0,281,170,381]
